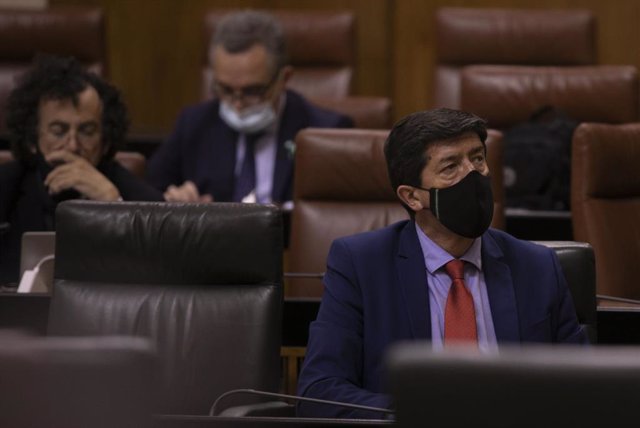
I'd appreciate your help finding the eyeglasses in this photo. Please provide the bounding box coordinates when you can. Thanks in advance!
[212,71,280,105]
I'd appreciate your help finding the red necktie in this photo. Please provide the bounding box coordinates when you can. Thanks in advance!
[444,259,478,344]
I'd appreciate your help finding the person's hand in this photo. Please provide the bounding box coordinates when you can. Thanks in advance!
[163,180,213,203]
[44,150,121,201]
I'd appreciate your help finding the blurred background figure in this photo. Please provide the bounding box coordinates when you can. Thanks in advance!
[147,10,353,204]
[0,54,163,284]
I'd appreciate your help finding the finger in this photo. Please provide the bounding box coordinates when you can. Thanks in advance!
[45,150,80,165]
[182,181,201,200]
[199,194,214,203]
[46,173,74,194]
[164,186,193,202]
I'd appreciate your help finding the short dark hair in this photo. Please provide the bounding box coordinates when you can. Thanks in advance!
[6,54,129,163]
[384,108,487,212]
[211,10,288,73]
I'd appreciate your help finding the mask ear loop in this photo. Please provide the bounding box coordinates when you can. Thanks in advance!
[430,188,440,219]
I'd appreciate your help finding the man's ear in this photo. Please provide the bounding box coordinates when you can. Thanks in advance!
[396,185,428,213]
[280,65,294,85]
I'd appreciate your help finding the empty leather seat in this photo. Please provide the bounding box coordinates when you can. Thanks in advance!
[435,8,595,109]
[571,123,640,299]
[48,201,284,415]
[0,6,106,131]
[0,333,155,428]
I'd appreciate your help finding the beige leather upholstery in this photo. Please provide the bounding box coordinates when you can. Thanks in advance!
[571,123,640,299]
[287,128,504,298]
[435,8,595,108]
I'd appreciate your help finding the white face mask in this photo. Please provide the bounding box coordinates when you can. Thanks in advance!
[219,101,277,134]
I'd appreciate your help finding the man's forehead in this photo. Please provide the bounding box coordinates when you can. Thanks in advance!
[38,87,102,121]
[425,133,484,158]
[211,44,275,79]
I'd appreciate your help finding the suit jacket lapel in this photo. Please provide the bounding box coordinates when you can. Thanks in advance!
[211,108,238,202]
[272,91,309,202]
[396,221,431,339]
[482,232,520,342]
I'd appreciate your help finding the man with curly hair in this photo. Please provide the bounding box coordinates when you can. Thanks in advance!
[0,55,162,284]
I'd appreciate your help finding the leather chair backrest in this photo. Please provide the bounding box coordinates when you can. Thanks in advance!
[48,201,283,415]
[0,333,155,428]
[0,6,106,131]
[310,95,392,129]
[287,128,504,298]
[571,123,640,299]
[461,65,639,129]
[202,10,354,99]
[535,241,597,343]
[0,149,147,178]
[113,151,147,179]
[435,8,595,108]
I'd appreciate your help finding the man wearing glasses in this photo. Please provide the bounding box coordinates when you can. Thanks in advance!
[147,10,353,204]
[0,55,163,284]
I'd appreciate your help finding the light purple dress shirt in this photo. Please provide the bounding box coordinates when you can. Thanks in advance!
[415,223,498,352]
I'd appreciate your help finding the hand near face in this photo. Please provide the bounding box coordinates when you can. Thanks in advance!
[44,150,121,201]
[163,180,213,203]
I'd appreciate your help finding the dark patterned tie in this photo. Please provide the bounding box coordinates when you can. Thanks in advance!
[232,133,258,202]
[444,259,478,344]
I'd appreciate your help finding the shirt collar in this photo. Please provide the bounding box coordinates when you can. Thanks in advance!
[414,222,482,273]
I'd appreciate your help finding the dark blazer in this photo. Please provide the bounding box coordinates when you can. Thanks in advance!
[146,90,353,203]
[0,160,163,284]
[297,220,587,419]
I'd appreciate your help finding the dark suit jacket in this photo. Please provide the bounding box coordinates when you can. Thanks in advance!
[297,220,587,419]
[0,160,163,284]
[146,90,353,203]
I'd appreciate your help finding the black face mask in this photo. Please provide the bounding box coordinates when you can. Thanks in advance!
[418,170,494,239]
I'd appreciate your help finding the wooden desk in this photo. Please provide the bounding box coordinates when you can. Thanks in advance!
[0,289,49,335]
[154,415,392,428]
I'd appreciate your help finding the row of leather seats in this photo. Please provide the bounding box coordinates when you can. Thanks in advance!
[1,7,639,131]
[0,5,638,302]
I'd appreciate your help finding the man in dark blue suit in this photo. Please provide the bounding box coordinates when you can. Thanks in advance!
[147,10,353,204]
[297,108,587,419]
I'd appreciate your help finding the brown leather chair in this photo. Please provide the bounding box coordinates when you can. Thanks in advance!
[287,128,504,298]
[460,65,639,129]
[0,6,105,131]
[571,123,640,299]
[201,10,392,129]
[0,149,147,179]
[48,201,283,415]
[0,333,155,428]
[435,8,595,109]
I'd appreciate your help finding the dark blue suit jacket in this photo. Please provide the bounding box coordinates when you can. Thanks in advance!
[297,220,587,419]
[147,90,353,203]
